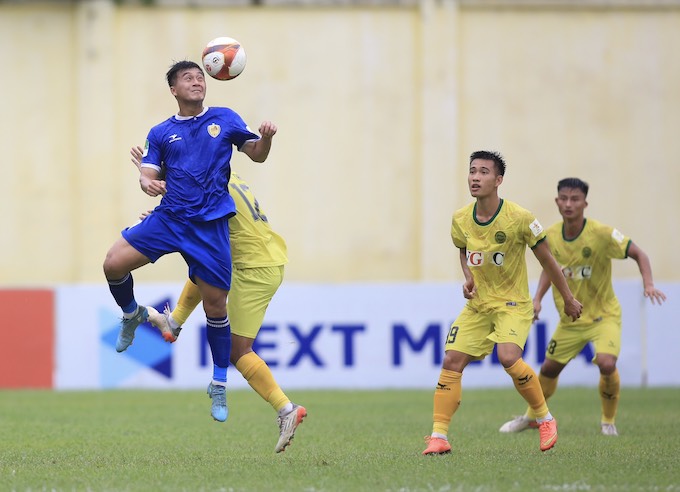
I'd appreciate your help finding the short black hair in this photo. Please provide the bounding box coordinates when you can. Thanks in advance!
[166,60,203,87]
[557,177,589,197]
[469,150,506,176]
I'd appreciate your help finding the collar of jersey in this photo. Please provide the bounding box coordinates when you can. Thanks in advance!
[174,106,209,121]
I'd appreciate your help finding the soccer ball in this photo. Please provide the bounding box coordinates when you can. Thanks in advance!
[201,37,247,81]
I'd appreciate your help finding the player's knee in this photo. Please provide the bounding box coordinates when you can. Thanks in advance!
[199,291,227,317]
[540,360,563,379]
[496,343,522,368]
[442,350,469,372]
[597,356,617,375]
[102,252,124,280]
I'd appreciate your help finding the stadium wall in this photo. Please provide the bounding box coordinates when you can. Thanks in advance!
[0,2,679,286]
[1,281,678,390]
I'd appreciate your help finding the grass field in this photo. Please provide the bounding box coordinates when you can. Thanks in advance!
[1,387,679,491]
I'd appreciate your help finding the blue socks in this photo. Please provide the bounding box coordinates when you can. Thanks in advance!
[108,273,137,315]
[207,315,231,382]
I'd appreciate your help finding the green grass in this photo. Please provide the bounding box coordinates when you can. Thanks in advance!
[1,387,679,491]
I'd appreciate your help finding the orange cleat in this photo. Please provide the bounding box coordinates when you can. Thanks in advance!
[422,436,452,456]
[538,418,558,452]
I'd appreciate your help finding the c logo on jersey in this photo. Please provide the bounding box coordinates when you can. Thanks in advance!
[494,231,506,244]
[467,251,484,266]
[207,123,221,138]
[466,251,505,267]
[562,265,592,280]
[582,247,592,258]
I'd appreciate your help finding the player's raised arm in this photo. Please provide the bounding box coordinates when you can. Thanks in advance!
[241,121,277,163]
[532,240,582,321]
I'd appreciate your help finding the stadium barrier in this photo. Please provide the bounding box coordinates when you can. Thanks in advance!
[1,281,677,389]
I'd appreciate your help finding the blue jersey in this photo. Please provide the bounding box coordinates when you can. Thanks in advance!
[142,106,259,221]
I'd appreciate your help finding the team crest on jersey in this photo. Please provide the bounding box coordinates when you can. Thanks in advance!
[529,219,544,237]
[207,123,221,138]
[494,231,506,244]
[582,247,592,258]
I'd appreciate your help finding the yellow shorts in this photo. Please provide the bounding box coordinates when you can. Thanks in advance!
[444,302,534,360]
[546,317,621,364]
[228,265,284,339]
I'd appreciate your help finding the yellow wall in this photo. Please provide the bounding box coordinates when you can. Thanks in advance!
[1,1,678,285]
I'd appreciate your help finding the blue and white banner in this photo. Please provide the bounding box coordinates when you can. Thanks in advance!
[54,281,679,390]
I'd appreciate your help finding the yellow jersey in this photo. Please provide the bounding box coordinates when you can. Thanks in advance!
[228,173,288,269]
[451,199,546,311]
[546,218,630,325]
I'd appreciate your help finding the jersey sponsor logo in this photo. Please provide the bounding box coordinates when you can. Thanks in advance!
[611,228,625,243]
[207,123,221,138]
[529,219,544,237]
[467,251,505,267]
[562,265,592,280]
[494,231,507,244]
[168,134,182,144]
[582,247,592,258]
[143,139,149,157]
[467,251,484,266]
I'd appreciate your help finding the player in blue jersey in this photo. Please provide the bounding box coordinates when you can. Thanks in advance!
[102,60,277,422]
[130,146,307,453]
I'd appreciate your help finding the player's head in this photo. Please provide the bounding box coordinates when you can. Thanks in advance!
[557,177,589,197]
[469,150,506,176]
[166,60,204,87]
[166,61,206,105]
[468,150,505,198]
[555,177,589,220]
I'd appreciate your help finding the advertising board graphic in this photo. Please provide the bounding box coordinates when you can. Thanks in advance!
[50,281,679,390]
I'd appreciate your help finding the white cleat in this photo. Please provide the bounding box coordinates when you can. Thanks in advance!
[601,423,619,436]
[275,404,307,453]
[146,306,176,343]
[499,415,538,433]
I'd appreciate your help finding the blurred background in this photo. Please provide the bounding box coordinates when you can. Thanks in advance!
[0,0,678,390]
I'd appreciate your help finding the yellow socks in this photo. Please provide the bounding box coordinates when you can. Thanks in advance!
[432,369,462,436]
[526,372,558,419]
[506,359,549,420]
[599,369,620,424]
[235,351,290,412]
[171,279,204,326]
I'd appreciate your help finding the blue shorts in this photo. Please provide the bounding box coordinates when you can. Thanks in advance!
[122,211,232,291]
